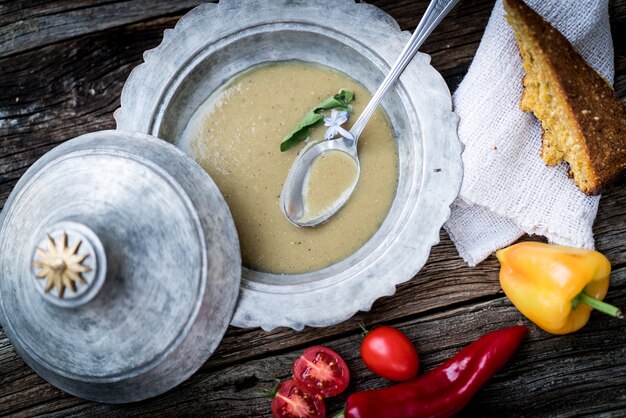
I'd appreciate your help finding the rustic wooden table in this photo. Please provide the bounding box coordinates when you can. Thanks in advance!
[1,1,625,416]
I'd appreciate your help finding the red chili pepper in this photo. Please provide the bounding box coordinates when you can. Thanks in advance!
[344,325,528,418]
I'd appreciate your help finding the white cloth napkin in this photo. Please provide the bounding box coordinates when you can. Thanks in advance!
[444,0,615,266]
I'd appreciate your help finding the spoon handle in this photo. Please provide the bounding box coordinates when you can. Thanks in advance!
[349,0,460,141]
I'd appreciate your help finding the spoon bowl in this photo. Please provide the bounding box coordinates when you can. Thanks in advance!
[280,137,360,226]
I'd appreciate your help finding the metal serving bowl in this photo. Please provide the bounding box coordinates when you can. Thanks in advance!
[115,0,463,331]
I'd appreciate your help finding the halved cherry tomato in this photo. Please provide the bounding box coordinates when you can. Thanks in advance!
[360,326,419,381]
[292,345,350,397]
[271,379,325,418]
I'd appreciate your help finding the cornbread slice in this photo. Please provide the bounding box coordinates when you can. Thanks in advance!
[503,0,626,195]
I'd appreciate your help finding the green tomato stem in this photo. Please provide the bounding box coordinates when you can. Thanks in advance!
[575,291,623,319]
[257,379,282,398]
[358,322,369,337]
[330,410,345,418]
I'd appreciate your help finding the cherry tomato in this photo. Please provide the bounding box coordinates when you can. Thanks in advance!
[271,379,325,418]
[360,326,419,381]
[292,345,350,397]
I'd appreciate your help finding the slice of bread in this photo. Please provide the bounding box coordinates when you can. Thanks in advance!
[504,0,626,195]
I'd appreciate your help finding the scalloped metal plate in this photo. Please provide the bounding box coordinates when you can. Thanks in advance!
[115,0,463,331]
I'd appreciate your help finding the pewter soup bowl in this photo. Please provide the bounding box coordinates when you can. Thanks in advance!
[115,0,462,331]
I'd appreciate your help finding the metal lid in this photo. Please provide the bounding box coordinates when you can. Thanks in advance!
[0,130,241,403]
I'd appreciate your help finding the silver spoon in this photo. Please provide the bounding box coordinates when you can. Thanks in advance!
[280,0,460,227]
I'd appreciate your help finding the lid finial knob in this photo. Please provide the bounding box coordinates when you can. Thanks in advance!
[33,233,91,298]
[31,222,107,308]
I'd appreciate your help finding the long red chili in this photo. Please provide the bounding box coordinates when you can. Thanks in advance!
[344,325,528,418]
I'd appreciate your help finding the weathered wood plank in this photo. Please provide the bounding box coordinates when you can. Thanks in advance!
[0,15,184,208]
[2,243,624,416]
[595,185,626,266]
[3,271,624,417]
[0,0,208,57]
[0,0,625,416]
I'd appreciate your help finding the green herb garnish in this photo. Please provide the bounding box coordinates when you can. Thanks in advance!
[280,89,355,152]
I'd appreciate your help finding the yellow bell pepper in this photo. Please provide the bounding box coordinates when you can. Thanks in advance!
[496,242,622,334]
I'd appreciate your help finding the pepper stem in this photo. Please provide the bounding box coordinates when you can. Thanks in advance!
[575,291,623,319]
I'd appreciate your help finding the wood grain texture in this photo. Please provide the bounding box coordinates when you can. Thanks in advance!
[0,0,625,416]
[0,0,208,57]
[3,277,625,417]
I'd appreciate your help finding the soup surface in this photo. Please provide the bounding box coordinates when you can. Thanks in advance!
[302,150,358,223]
[179,62,398,274]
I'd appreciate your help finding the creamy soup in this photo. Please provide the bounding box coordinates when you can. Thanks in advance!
[179,62,398,274]
[302,150,358,223]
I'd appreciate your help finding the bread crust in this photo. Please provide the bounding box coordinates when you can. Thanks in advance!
[504,0,626,195]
